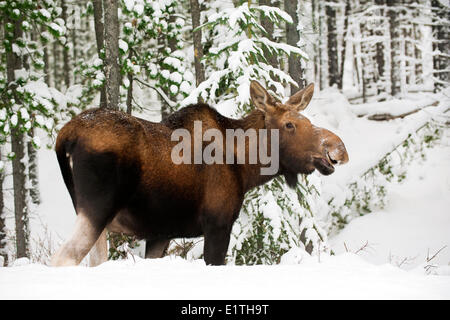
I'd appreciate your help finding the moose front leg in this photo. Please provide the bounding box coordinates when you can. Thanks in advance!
[202,223,232,266]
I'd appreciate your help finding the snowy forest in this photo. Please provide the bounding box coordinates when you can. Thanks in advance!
[0,0,449,299]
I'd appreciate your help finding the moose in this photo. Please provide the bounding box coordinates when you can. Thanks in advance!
[51,81,348,267]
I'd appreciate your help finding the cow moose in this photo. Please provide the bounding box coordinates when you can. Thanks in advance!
[51,81,348,267]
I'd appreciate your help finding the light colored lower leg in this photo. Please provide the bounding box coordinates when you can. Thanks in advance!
[51,213,102,267]
[89,229,108,267]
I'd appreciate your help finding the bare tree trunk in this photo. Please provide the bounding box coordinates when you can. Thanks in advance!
[190,0,205,90]
[0,147,6,266]
[71,4,78,85]
[93,0,107,108]
[431,0,450,91]
[27,129,40,205]
[327,0,340,88]
[318,1,326,90]
[61,0,71,89]
[312,0,319,85]
[387,0,399,96]
[259,0,279,91]
[103,0,120,110]
[126,72,133,114]
[6,17,29,259]
[375,0,386,94]
[285,0,305,93]
[43,45,50,86]
[158,15,178,120]
[53,40,60,91]
[339,0,351,90]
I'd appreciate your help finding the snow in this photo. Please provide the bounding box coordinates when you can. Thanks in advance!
[350,94,438,117]
[39,9,51,20]
[10,114,18,126]
[330,137,450,270]
[119,39,129,53]
[0,253,449,299]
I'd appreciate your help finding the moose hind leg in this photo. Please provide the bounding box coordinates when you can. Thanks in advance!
[145,238,170,259]
[89,228,108,267]
[51,213,105,267]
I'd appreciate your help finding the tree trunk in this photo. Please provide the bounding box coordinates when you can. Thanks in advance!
[93,0,107,108]
[327,0,340,88]
[6,17,29,259]
[431,0,450,91]
[311,0,319,86]
[126,72,133,114]
[53,40,60,91]
[375,0,386,92]
[285,0,305,93]
[27,129,40,205]
[259,0,280,91]
[190,0,205,90]
[0,147,6,266]
[61,0,71,89]
[43,45,50,86]
[72,5,78,85]
[158,15,178,120]
[103,0,120,110]
[387,0,399,96]
[339,0,351,90]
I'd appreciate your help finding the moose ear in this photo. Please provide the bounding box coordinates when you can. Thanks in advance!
[250,81,275,113]
[286,83,314,111]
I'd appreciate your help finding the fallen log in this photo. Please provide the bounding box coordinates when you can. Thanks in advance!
[367,101,439,121]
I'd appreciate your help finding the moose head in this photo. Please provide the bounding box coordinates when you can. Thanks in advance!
[250,81,349,187]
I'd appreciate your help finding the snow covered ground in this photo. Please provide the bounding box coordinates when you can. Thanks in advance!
[1,252,449,299]
[0,89,449,299]
[330,132,450,270]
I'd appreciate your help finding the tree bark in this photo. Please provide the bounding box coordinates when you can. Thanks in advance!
[387,0,399,96]
[158,15,178,120]
[374,0,386,94]
[93,0,107,108]
[61,0,71,89]
[43,46,50,86]
[71,4,78,85]
[339,0,351,90]
[190,0,205,90]
[0,147,6,266]
[126,72,133,114]
[285,0,305,93]
[259,0,279,91]
[327,0,341,88]
[431,0,450,91]
[27,129,40,205]
[53,40,60,90]
[6,17,29,259]
[103,0,120,110]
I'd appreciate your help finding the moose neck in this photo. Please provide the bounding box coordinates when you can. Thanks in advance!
[228,109,281,193]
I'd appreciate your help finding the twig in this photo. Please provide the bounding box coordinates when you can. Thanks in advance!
[343,242,349,252]
[426,245,447,263]
[134,78,177,109]
[354,240,370,255]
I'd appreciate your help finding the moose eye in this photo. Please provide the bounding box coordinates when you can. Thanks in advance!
[285,122,295,130]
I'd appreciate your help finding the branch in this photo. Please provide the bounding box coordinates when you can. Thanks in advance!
[134,78,177,109]
[367,101,439,121]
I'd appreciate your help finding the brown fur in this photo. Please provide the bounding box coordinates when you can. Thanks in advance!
[51,81,348,266]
